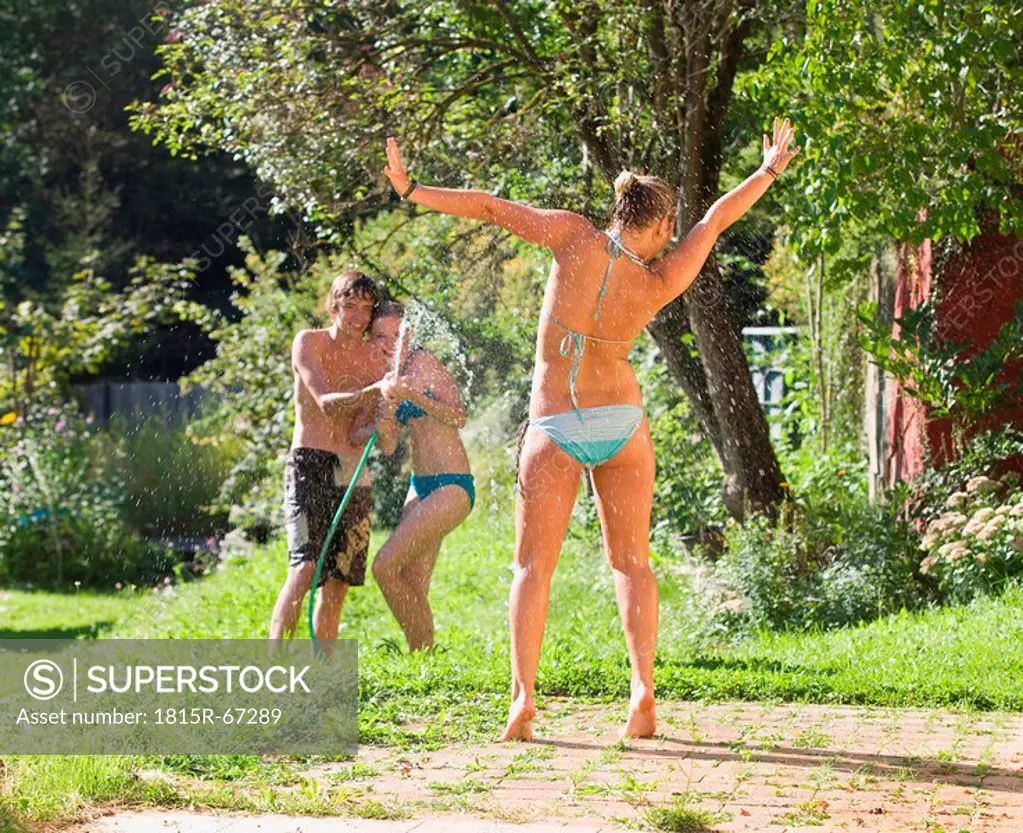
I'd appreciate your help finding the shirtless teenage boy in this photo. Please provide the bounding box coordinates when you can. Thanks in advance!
[268,271,387,646]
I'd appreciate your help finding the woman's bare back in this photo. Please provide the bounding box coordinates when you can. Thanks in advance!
[530,225,663,417]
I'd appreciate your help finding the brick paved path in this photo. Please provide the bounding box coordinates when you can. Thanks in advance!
[66,699,1023,832]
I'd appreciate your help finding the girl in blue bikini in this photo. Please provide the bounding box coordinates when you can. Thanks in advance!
[351,300,474,651]
[384,118,800,738]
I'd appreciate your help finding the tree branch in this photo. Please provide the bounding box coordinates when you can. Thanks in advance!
[490,0,546,69]
[701,15,752,202]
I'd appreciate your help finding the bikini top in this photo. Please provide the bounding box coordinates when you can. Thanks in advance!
[394,389,439,425]
[543,229,651,413]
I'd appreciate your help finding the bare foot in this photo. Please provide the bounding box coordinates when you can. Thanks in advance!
[499,696,536,742]
[621,687,656,739]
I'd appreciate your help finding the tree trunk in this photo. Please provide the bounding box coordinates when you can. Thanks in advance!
[648,2,790,521]
[649,254,790,521]
[806,254,828,452]
[865,241,897,504]
[646,297,723,456]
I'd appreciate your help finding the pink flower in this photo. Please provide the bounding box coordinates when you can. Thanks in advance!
[115,582,122,590]
[55,419,66,433]
[47,407,58,416]
[163,576,172,585]
[205,536,218,549]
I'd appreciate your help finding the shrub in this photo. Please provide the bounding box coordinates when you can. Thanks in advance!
[705,468,925,634]
[97,412,233,539]
[181,241,317,537]
[807,503,925,626]
[0,398,174,589]
[910,424,1023,530]
[710,508,809,631]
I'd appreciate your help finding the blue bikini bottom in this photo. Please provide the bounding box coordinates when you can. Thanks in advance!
[529,404,644,468]
[411,472,475,511]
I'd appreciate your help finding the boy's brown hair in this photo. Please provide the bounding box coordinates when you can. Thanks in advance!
[325,271,380,319]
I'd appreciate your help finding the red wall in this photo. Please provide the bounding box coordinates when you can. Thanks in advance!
[885,230,1023,488]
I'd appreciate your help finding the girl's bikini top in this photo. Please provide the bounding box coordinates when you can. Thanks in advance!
[395,389,439,425]
[542,229,652,414]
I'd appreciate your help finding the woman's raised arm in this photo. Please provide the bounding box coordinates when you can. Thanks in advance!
[650,116,800,307]
[384,136,591,249]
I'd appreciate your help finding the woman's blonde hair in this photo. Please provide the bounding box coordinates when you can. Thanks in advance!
[608,170,677,232]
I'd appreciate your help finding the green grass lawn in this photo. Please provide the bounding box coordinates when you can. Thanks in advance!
[5,491,1023,732]
[3,483,1023,829]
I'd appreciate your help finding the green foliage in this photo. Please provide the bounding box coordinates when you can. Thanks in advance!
[912,424,1023,528]
[857,298,1023,449]
[807,502,927,628]
[710,509,809,631]
[130,0,600,230]
[96,414,234,539]
[129,0,787,237]
[909,425,1023,602]
[706,443,925,633]
[637,338,728,541]
[352,210,538,401]
[644,795,722,832]
[0,399,175,589]
[759,237,873,449]
[776,439,872,543]
[181,240,315,534]
[748,0,1023,258]
[0,251,212,412]
[1,0,286,357]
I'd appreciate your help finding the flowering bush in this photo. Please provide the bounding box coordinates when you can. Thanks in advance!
[919,471,1023,602]
[0,397,174,588]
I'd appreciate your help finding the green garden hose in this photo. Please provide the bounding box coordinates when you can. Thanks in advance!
[307,430,378,658]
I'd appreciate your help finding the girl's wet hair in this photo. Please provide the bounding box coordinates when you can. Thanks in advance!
[326,270,379,318]
[374,299,405,321]
[608,170,677,232]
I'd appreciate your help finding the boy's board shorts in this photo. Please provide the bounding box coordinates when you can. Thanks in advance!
[283,447,373,589]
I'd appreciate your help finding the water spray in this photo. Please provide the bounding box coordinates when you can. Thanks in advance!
[393,315,411,376]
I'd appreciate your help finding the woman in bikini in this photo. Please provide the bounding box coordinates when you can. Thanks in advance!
[351,300,474,651]
[383,117,800,738]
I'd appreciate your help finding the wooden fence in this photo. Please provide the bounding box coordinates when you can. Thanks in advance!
[75,381,213,429]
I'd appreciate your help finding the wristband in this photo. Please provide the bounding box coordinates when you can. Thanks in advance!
[763,164,780,179]
[400,179,418,199]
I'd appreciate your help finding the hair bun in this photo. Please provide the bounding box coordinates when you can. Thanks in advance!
[614,169,640,199]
